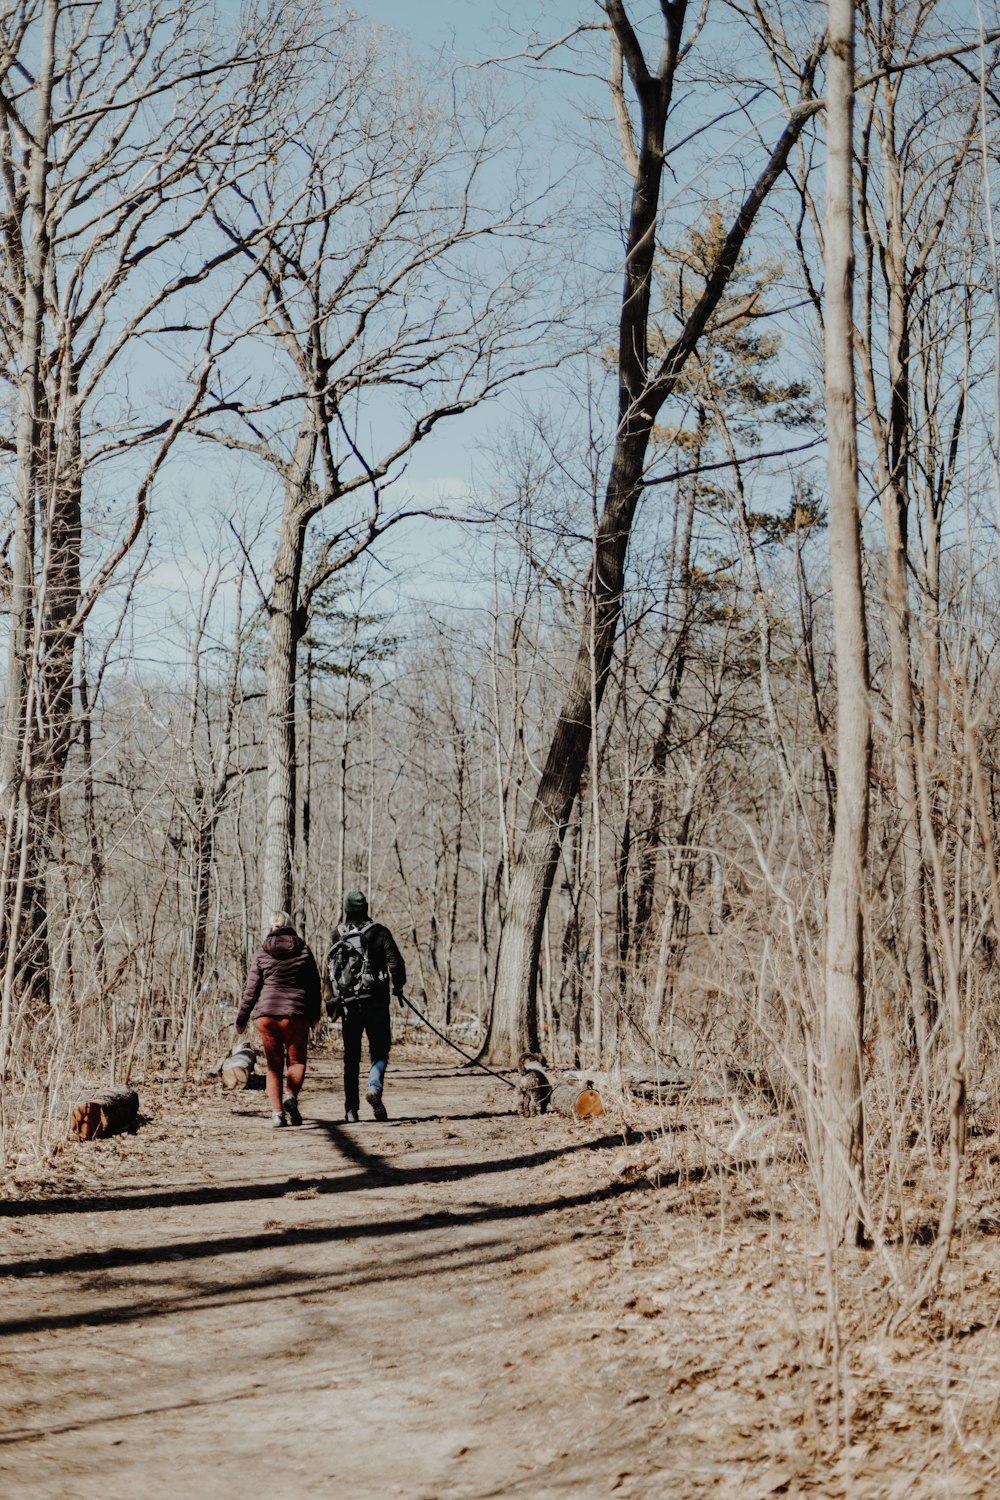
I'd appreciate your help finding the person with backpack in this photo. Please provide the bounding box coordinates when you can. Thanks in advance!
[327,889,406,1122]
[234,912,322,1128]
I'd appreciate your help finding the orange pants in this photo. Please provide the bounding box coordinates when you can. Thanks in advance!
[254,1015,310,1112]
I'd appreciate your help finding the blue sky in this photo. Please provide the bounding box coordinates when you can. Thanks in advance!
[97,2,829,667]
[114,3,605,668]
[352,2,575,58]
[355,0,494,50]
[291,2,610,623]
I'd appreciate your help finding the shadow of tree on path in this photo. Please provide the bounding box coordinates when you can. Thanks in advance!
[0,1174,646,1287]
[0,1128,624,1219]
[0,1229,563,1400]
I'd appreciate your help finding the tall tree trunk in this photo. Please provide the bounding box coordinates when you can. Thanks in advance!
[486,435,648,1059]
[588,510,604,1065]
[484,2,679,1062]
[260,498,308,925]
[633,468,698,962]
[187,591,244,1025]
[0,0,58,1035]
[856,71,931,1053]
[822,0,871,1247]
[77,652,106,987]
[297,642,314,936]
[37,409,83,990]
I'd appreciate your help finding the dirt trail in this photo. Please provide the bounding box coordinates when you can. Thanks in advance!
[0,1053,665,1500]
[6,1050,1000,1499]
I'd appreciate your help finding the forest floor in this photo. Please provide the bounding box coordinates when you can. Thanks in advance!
[3,1042,1000,1499]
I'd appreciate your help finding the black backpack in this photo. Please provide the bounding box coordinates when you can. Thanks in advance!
[328,921,379,1000]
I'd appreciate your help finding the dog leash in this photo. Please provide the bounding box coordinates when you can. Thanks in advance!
[397,993,517,1089]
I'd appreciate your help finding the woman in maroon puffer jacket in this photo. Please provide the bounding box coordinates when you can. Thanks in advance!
[234,913,322,1128]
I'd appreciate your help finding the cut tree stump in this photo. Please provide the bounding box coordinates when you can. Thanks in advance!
[70,1087,139,1140]
[548,1080,605,1119]
[220,1044,256,1091]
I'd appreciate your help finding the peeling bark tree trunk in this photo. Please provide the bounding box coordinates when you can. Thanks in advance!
[822,0,871,1248]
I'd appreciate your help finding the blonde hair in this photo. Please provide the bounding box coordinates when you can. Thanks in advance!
[269,910,295,932]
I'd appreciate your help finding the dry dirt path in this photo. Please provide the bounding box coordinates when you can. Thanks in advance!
[0,1052,671,1500]
[8,1050,1000,1499]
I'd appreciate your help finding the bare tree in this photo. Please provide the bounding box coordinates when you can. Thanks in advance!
[850,6,987,1061]
[486,0,825,1060]
[198,16,555,924]
[0,0,288,1048]
[822,0,870,1248]
[180,539,257,1054]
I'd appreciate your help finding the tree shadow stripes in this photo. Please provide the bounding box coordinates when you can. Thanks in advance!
[0,1129,625,1219]
[0,1229,563,1390]
[0,1176,645,1287]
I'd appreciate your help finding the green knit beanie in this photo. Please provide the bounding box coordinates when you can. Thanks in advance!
[343,889,368,921]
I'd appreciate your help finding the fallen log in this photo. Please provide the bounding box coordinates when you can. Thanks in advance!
[219,1044,256,1091]
[70,1087,139,1141]
[635,1068,782,1107]
[575,1064,782,1108]
[549,1079,605,1119]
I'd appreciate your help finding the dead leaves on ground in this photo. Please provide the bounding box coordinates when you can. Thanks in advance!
[586,1104,1000,1496]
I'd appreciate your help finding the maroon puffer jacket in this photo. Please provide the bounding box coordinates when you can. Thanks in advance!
[237,928,322,1028]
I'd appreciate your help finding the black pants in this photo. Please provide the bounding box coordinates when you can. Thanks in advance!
[341,996,391,1112]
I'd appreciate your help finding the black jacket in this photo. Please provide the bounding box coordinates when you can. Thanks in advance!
[327,920,405,1002]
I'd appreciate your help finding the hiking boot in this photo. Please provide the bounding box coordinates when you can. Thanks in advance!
[344,1109,359,1123]
[365,1087,388,1121]
[283,1096,302,1126]
[271,1111,286,1128]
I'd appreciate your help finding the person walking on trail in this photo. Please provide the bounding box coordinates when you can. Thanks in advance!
[235,912,322,1128]
[328,890,406,1123]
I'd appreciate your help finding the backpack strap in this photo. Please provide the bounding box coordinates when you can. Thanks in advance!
[329,919,373,956]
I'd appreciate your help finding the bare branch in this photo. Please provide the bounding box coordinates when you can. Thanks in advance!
[609,28,639,180]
